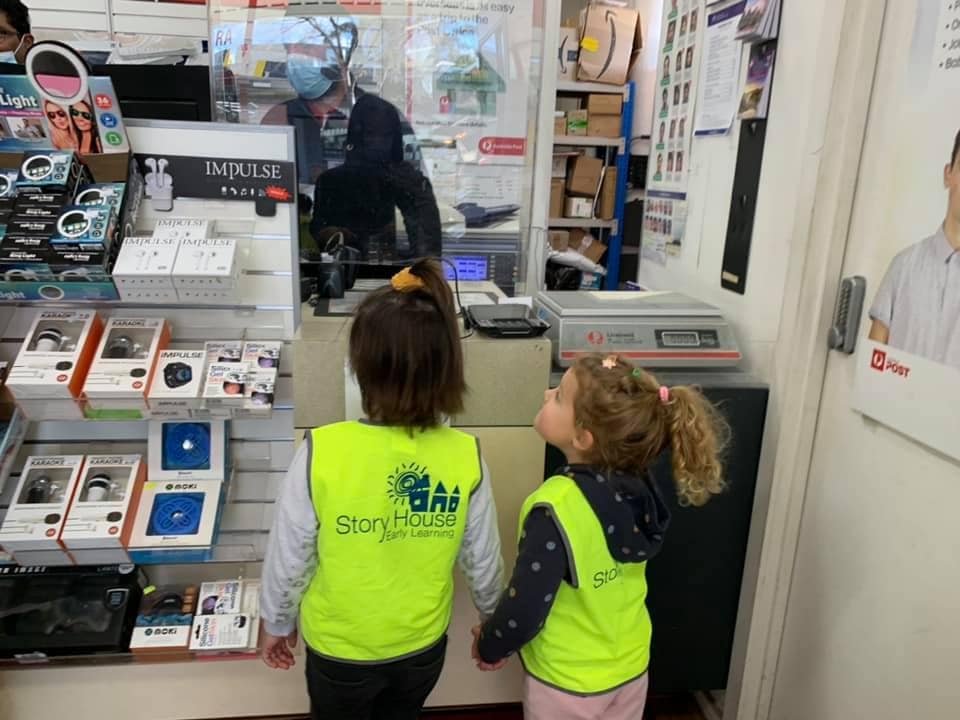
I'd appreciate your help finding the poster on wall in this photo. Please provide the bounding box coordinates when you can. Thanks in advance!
[207,0,537,211]
[642,0,706,265]
[850,0,960,463]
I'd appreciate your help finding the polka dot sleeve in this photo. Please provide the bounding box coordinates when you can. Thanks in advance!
[476,507,567,665]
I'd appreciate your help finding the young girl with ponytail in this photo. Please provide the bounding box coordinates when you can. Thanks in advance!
[474,354,728,720]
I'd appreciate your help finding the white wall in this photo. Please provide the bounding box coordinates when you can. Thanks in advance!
[636,1,826,383]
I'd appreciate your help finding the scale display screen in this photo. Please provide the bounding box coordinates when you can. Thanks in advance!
[656,329,721,349]
[444,255,489,282]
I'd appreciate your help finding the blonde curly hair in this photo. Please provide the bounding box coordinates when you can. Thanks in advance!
[571,355,729,506]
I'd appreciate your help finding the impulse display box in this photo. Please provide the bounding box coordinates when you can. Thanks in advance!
[112,236,180,303]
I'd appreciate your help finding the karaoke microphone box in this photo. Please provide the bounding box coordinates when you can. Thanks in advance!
[0,455,85,565]
[6,310,103,400]
[61,454,146,564]
[83,317,170,410]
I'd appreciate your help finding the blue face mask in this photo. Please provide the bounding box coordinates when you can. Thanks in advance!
[286,52,341,101]
[0,36,23,64]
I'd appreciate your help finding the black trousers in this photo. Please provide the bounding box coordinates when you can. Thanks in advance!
[305,636,447,720]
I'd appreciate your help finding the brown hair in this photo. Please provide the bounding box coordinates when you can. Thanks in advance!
[952,129,960,168]
[571,355,729,506]
[349,259,465,428]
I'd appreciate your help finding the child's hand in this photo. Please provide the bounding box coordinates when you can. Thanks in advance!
[261,628,298,670]
[470,625,508,672]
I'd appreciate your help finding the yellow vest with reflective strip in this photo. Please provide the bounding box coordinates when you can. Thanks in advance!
[300,421,481,662]
[518,474,652,695]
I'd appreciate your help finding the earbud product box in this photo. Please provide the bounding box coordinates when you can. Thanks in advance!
[147,419,228,482]
[173,237,239,291]
[0,455,85,564]
[50,204,118,251]
[83,317,170,407]
[7,310,103,400]
[113,236,181,302]
[152,218,210,243]
[61,454,146,564]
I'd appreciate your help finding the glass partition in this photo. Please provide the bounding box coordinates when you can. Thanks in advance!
[209,0,545,295]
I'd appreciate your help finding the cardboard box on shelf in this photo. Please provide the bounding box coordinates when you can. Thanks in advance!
[566,156,603,197]
[552,155,569,179]
[554,112,566,136]
[550,179,565,218]
[587,94,624,115]
[600,166,618,220]
[587,114,622,138]
[578,5,642,86]
[566,109,588,136]
[558,27,580,80]
[570,229,608,264]
[565,196,594,219]
[548,230,570,252]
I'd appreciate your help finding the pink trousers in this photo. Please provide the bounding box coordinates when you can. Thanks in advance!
[523,672,649,720]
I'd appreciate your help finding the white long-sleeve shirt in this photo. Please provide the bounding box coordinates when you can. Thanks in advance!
[260,440,505,637]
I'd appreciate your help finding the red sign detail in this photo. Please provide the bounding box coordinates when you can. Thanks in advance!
[265,185,292,201]
[133,381,143,390]
[109,526,119,535]
[94,94,113,110]
[45,528,56,537]
[56,374,68,382]
[478,137,526,156]
[871,349,911,378]
[586,331,606,346]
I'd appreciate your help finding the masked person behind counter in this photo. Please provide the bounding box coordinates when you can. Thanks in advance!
[310,93,442,262]
[262,15,421,188]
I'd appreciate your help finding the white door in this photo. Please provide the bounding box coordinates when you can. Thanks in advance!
[769,1,960,718]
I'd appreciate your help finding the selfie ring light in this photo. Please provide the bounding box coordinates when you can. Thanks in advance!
[25,41,91,107]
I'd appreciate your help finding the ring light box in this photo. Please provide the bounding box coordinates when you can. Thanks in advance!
[16,150,86,196]
[0,455,85,564]
[7,310,103,399]
[50,205,117,251]
[61,454,146,564]
[148,420,228,482]
[83,317,170,406]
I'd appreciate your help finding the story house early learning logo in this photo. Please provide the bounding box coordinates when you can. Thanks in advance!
[388,463,460,514]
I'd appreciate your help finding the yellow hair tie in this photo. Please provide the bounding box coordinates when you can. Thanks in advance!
[391,266,426,293]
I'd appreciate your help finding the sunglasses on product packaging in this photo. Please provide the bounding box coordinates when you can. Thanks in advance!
[70,108,93,121]
[46,110,66,120]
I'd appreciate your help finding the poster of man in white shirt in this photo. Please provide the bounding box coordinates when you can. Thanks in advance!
[868,129,960,369]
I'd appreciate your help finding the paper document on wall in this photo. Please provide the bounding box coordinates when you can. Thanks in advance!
[695,1,747,136]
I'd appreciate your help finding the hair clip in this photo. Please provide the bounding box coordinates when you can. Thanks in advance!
[602,355,619,369]
[391,266,425,293]
[632,368,642,378]
[659,386,672,405]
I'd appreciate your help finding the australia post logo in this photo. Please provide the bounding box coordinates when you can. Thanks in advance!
[871,349,911,378]
[335,463,461,543]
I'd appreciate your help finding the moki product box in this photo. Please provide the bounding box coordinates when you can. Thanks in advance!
[172,237,239,291]
[61,453,146,564]
[6,310,103,399]
[50,204,118,251]
[130,584,198,660]
[16,150,86,195]
[83,317,170,407]
[203,362,248,403]
[112,236,180,303]
[127,478,225,562]
[147,420,228,482]
[0,454,85,564]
